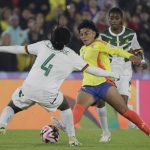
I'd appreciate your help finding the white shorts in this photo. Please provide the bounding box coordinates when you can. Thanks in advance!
[115,75,131,97]
[11,86,63,112]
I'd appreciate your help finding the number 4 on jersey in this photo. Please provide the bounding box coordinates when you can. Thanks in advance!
[41,53,55,76]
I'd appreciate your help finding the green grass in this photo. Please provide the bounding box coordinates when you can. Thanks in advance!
[0,129,149,150]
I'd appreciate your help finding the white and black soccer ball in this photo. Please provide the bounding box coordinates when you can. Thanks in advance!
[40,125,59,144]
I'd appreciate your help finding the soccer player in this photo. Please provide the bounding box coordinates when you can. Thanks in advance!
[98,7,147,142]
[51,20,150,141]
[0,26,120,146]
[71,20,150,140]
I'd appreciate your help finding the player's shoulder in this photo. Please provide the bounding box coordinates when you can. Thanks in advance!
[99,29,112,40]
[43,40,52,47]
[63,46,79,56]
[124,27,136,34]
[95,39,108,46]
[80,45,87,54]
[30,40,50,47]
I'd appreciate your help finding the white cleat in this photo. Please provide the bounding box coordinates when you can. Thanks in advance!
[99,133,111,143]
[0,127,6,135]
[51,117,66,132]
[69,136,82,146]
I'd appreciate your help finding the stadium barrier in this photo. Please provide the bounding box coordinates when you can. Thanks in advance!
[0,76,150,129]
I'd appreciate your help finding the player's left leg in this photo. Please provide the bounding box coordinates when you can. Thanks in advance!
[73,91,95,124]
[121,94,136,128]
[105,86,150,136]
[97,101,111,143]
[117,77,136,128]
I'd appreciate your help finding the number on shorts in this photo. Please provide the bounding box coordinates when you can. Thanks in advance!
[41,53,55,76]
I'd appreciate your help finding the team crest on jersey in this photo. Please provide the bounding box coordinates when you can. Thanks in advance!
[125,39,129,44]
[115,40,120,45]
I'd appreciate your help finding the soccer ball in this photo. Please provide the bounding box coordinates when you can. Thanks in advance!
[40,125,59,144]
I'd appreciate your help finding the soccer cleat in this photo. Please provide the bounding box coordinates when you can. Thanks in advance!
[99,132,111,143]
[51,117,66,132]
[69,136,82,146]
[0,127,6,135]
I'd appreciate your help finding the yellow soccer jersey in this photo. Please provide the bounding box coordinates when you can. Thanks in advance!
[80,39,133,86]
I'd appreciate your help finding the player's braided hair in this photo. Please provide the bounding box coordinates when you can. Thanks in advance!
[78,20,99,38]
[51,27,71,50]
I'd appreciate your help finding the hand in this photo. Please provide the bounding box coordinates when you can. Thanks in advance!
[129,55,141,64]
[140,60,148,70]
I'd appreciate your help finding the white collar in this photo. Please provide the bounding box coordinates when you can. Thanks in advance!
[109,26,125,36]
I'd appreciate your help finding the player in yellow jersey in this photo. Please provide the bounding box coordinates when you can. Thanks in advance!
[72,20,150,140]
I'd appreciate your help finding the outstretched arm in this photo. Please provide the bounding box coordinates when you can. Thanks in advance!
[72,51,120,79]
[99,44,141,64]
[85,65,119,79]
[0,45,28,54]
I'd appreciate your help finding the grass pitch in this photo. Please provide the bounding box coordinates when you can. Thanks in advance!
[0,128,149,150]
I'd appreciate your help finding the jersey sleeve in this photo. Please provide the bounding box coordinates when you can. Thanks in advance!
[0,46,26,54]
[70,51,89,71]
[131,33,141,50]
[98,43,133,59]
[25,41,43,55]
[130,33,145,59]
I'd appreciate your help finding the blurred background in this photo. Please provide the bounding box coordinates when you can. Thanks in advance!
[0,0,150,79]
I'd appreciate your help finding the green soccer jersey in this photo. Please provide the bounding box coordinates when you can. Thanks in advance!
[99,26,141,75]
[99,26,141,52]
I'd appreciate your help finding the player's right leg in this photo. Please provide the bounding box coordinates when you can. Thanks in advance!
[73,91,95,125]
[52,95,82,146]
[0,100,22,134]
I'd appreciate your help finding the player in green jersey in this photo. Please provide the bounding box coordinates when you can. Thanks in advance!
[98,7,147,143]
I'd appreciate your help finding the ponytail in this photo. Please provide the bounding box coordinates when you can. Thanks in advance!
[51,27,71,50]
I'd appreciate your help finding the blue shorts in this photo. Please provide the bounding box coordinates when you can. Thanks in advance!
[80,82,113,103]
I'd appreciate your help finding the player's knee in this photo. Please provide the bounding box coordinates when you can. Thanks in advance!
[58,97,70,111]
[8,100,22,114]
[118,105,128,115]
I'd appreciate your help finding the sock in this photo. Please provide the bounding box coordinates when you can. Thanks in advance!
[127,104,136,128]
[123,109,150,135]
[97,106,110,135]
[61,108,75,137]
[0,106,14,128]
[73,104,85,124]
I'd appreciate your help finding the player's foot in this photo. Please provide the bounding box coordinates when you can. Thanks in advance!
[51,117,66,132]
[99,132,111,143]
[0,127,6,135]
[69,136,82,146]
